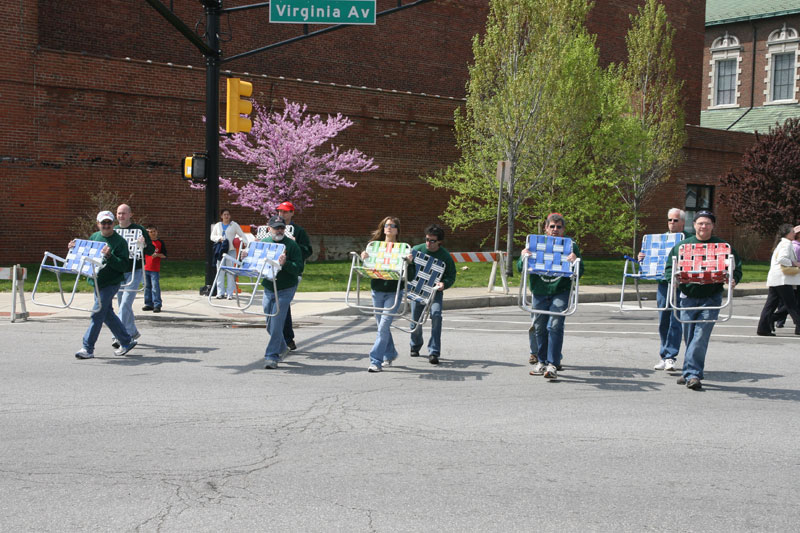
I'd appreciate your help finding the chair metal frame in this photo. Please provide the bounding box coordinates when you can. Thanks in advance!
[391,249,447,334]
[208,241,285,316]
[115,228,145,292]
[345,241,411,316]
[518,234,581,317]
[31,239,105,312]
[619,232,684,312]
[668,242,735,324]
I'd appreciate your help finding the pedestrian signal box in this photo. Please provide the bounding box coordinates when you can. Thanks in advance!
[182,153,207,181]
[226,78,253,133]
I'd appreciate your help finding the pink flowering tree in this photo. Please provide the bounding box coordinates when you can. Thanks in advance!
[209,99,377,215]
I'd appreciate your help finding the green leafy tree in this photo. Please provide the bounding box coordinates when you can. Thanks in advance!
[425,0,605,267]
[599,0,687,253]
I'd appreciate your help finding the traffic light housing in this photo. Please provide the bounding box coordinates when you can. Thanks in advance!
[226,78,253,133]
[182,153,207,181]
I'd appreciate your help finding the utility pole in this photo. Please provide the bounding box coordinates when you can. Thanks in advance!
[203,0,221,294]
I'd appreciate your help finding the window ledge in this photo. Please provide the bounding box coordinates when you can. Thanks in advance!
[765,99,798,105]
[708,104,740,110]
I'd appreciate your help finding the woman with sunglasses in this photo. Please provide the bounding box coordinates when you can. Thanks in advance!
[362,216,404,372]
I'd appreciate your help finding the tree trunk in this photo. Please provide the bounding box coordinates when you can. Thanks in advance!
[506,202,516,279]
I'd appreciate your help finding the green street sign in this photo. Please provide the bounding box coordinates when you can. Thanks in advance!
[270,0,376,25]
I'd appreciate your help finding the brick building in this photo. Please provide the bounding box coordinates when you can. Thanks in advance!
[701,0,800,133]
[1,0,759,264]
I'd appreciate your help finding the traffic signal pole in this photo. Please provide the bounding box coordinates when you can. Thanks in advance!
[203,1,221,293]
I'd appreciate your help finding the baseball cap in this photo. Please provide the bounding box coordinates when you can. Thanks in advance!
[97,210,115,223]
[276,201,295,212]
[694,210,716,223]
[267,215,286,228]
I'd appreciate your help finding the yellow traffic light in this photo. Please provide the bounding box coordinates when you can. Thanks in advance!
[226,78,253,133]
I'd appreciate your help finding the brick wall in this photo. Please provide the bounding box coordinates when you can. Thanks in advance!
[1,0,714,264]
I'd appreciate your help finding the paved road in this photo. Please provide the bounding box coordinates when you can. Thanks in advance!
[1,295,798,531]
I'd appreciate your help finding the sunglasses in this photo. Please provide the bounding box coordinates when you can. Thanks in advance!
[384,223,398,228]
[548,225,563,229]
[100,220,114,226]
[426,238,439,243]
[667,218,680,222]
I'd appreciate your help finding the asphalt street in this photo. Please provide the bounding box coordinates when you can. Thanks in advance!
[1,295,799,531]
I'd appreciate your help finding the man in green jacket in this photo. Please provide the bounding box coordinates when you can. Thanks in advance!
[276,201,312,351]
[74,211,137,359]
[521,213,584,381]
[663,210,742,391]
[259,215,303,369]
[408,224,457,365]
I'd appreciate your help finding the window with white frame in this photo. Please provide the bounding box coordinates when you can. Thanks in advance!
[766,24,800,104]
[709,33,742,108]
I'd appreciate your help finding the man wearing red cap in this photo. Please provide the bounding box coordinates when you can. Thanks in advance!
[276,201,312,351]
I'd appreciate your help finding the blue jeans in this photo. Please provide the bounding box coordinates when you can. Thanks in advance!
[532,291,569,367]
[679,293,722,381]
[370,290,401,367]
[410,290,443,356]
[657,282,682,359]
[116,268,143,337]
[83,283,133,353]
[216,250,237,297]
[263,285,297,362]
[144,271,162,308]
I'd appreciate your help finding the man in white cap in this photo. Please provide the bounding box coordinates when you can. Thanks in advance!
[73,211,138,359]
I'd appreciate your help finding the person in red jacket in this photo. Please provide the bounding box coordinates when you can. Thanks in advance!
[142,225,167,313]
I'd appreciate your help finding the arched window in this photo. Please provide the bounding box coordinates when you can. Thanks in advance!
[708,32,741,107]
[766,24,800,104]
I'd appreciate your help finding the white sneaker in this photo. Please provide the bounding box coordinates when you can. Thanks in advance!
[530,362,546,375]
[383,359,393,368]
[75,348,94,359]
[367,364,382,372]
[544,364,558,380]
[654,359,667,370]
[664,358,677,371]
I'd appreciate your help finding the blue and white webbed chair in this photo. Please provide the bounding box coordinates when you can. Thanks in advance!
[391,249,447,333]
[208,241,285,316]
[619,232,684,312]
[518,234,581,317]
[31,239,106,312]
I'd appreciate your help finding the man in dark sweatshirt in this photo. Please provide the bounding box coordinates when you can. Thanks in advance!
[74,211,137,359]
[408,224,457,365]
[663,210,741,391]
[259,215,303,369]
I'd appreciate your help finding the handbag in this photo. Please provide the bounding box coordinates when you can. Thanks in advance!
[781,265,800,276]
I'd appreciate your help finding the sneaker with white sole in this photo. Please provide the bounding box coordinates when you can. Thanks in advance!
[544,364,558,380]
[663,358,677,371]
[113,340,138,357]
[530,362,546,375]
[75,348,94,359]
[264,358,278,369]
[367,364,382,372]
[383,359,393,368]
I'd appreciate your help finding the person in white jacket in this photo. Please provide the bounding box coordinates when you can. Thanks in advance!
[210,208,248,299]
[757,223,800,336]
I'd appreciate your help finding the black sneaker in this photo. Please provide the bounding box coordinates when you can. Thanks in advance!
[286,340,297,351]
[142,305,154,311]
[111,339,121,349]
[676,376,686,385]
[410,349,420,357]
[428,354,439,365]
[686,378,702,390]
[153,307,161,313]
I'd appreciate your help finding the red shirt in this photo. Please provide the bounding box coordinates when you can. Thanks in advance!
[145,239,166,272]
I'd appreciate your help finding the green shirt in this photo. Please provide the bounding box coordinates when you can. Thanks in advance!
[88,231,130,289]
[260,236,303,291]
[517,242,584,296]
[662,235,742,298]
[114,222,155,271]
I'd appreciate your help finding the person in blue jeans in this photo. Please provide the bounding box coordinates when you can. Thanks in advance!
[663,210,742,391]
[74,210,138,359]
[638,208,685,372]
[258,215,303,369]
[142,225,167,313]
[408,224,457,365]
[363,216,405,372]
[518,213,583,381]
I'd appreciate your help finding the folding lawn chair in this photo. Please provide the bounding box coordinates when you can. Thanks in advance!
[518,234,581,317]
[31,239,106,312]
[391,249,447,333]
[668,242,734,324]
[208,241,285,316]
[345,241,411,315]
[619,232,684,312]
[115,228,144,292]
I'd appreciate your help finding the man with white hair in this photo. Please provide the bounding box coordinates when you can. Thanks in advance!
[640,208,685,372]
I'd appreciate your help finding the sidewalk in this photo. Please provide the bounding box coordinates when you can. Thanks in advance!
[2,282,768,323]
